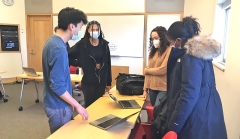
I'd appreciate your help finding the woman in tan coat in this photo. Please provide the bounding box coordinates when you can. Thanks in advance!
[139,26,171,106]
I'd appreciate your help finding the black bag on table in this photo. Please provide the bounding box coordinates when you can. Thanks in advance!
[115,73,144,95]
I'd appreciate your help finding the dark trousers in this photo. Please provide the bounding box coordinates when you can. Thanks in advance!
[81,83,106,108]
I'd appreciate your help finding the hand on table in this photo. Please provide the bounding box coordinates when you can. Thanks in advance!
[138,90,148,98]
[75,105,88,120]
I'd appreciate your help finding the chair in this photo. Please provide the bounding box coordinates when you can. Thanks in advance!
[128,123,145,139]
[162,131,177,139]
[69,66,81,96]
[141,123,152,139]
[139,105,154,139]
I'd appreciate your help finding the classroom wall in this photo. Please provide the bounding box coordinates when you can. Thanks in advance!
[25,0,52,14]
[0,1,27,78]
[146,0,185,12]
[52,0,146,74]
[184,0,240,138]
[184,0,216,35]
[52,0,145,13]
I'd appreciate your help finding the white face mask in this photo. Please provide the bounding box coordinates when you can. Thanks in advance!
[153,40,160,48]
[89,31,100,39]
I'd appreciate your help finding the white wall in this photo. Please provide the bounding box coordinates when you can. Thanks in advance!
[0,1,27,78]
[184,0,216,35]
[184,0,240,138]
[53,0,145,75]
[52,0,144,13]
[111,57,143,74]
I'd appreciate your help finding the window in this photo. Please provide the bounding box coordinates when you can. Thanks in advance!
[213,0,231,67]
[222,7,231,63]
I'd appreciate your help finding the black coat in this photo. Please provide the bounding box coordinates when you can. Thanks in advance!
[166,36,227,139]
[68,38,112,86]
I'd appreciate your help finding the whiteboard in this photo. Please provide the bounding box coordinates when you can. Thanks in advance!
[145,14,181,66]
[53,15,144,57]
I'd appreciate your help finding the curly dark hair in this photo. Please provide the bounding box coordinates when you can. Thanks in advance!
[149,26,169,59]
[166,16,201,46]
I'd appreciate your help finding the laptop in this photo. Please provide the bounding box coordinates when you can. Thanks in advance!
[89,112,138,130]
[109,94,141,109]
[23,67,41,77]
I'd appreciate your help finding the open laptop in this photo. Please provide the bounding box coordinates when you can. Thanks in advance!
[109,94,141,109]
[89,112,138,130]
[23,67,41,77]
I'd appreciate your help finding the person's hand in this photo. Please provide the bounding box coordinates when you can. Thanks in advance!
[138,90,148,98]
[75,105,88,120]
[106,86,111,92]
[96,64,101,69]
[144,68,149,75]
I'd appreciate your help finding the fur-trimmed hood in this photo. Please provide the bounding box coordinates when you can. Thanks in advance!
[184,36,221,60]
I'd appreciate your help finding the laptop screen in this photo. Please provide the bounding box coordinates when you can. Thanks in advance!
[109,94,117,102]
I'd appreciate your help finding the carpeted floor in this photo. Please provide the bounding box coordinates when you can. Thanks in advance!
[0,81,148,139]
[0,81,84,139]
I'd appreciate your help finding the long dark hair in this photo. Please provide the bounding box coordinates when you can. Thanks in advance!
[166,16,201,46]
[83,20,104,39]
[149,26,169,59]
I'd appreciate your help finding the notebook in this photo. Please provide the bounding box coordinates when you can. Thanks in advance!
[89,112,138,130]
[109,94,141,109]
[23,67,41,77]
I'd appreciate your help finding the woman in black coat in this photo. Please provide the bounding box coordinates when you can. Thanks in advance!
[164,16,227,139]
[68,20,112,108]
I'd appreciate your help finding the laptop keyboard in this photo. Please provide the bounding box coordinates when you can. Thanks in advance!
[120,101,133,108]
[97,117,121,128]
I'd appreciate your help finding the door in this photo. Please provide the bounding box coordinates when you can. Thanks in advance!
[27,15,52,72]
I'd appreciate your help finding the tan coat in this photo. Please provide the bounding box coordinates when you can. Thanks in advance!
[143,46,171,91]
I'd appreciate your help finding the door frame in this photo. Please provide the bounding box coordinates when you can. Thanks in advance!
[26,14,53,68]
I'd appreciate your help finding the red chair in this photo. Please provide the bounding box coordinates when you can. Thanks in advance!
[146,105,154,121]
[141,123,152,139]
[128,123,145,139]
[140,105,154,139]
[69,66,78,74]
[162,131,177,139]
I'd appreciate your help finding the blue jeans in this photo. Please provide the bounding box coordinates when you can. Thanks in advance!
[44,106,73,134]
[149,89,167,106]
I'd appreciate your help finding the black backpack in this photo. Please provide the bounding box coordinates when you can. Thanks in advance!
[115,73,144,95]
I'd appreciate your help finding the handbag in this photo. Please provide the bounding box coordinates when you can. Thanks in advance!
[115,73,145,95]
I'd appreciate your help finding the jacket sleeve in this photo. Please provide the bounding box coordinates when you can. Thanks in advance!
[144,48,171,75]
[68,41,81,67]
[168,55,204,133]
[106,45,112,86]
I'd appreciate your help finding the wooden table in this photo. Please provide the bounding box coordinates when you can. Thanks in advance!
[16,72,82,111]
[47,89,145,139]
[0,70,8,102]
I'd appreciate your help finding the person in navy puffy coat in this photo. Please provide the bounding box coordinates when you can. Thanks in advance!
[165,16,228,139]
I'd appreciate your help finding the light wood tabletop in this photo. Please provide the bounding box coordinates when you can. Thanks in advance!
[16,72,83,111]
[16,72,82,83]
[47,88,145,139]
